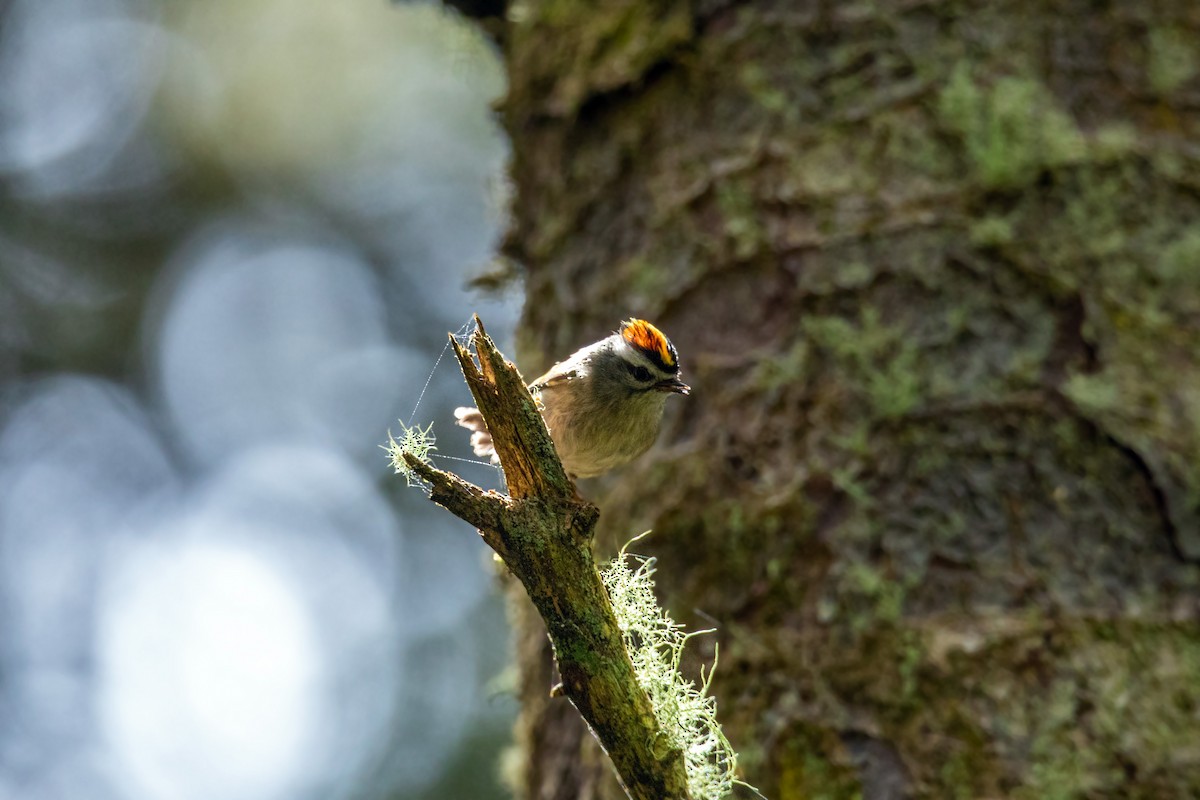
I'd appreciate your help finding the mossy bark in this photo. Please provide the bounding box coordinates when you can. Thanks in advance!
[497,2,1200,798]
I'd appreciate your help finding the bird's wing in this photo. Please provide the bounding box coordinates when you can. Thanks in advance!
[530,363,576,392]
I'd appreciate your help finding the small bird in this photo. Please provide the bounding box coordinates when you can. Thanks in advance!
[454,319,690,478]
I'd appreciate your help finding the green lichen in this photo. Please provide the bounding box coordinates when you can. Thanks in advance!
[753,340,810,392]
[969,215,1016,248]
[1147,26,1199,95]
[1157,228,1200,290]
[740,62,788,113]
[939,750,979,800]
[1062,167,1135,262]
[776,726,863,800]
[1021,678,1120,800]
[804,307,924,420]
[1009,626,1200,799]
[789,137,867,198]
[624,257,672,305]
[881,109,960,182]
[939,65,1087,188]
[896,631,923,706]
[1062,372,1121,415]
[836,560,910,630]
[1092,123,1139,161]
[382,421,437,488]
[601,533,759,800]
[716,182,765,261]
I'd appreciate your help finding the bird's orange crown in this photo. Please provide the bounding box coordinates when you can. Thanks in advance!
[619,319,678,373]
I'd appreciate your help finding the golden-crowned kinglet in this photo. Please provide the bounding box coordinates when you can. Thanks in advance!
[454,319,690,478]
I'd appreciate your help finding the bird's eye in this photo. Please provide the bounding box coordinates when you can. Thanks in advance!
[628,364,652,383]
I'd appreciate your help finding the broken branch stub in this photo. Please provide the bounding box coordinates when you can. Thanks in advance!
[447,315,573,500]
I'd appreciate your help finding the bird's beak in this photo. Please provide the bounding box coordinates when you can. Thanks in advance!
[655,377,690,395]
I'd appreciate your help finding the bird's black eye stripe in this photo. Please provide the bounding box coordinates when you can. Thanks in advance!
[627,363,652,382]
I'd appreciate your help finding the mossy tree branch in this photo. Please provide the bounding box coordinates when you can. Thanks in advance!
[401,315,691,800]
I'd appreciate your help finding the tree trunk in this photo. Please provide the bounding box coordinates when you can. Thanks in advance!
[494,1,1200,797]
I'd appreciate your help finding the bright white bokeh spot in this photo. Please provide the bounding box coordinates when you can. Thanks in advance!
[153,226,417,467]
[0,376,175,664]
[96,446,405,800]
[0,0,168,195]
[99,540,320,800]
[195,445,402,650]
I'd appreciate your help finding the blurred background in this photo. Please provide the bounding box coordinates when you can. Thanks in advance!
[0,1,521,799]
